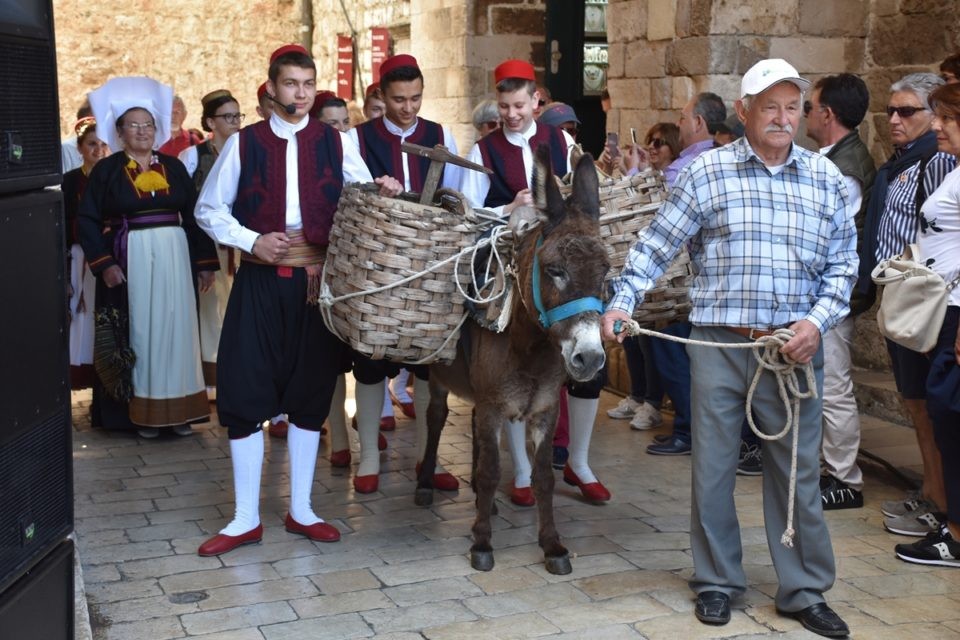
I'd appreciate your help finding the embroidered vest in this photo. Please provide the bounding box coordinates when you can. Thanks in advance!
[477,124,567,208]
[234,119,344,246]
[355,117,445,192]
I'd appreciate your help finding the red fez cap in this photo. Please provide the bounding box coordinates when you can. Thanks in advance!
[257,82,268,101]
[379,54,419,78]
[309,90,338,118]
[365,82,380,98]
[495,59,536,83]
[270,44,309,64]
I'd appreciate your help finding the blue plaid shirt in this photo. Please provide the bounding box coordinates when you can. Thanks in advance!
[608,137,858,334]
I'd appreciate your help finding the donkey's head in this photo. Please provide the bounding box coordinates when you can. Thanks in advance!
[519,146,609,382]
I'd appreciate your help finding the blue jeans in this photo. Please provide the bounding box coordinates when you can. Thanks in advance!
[650,322,692,442]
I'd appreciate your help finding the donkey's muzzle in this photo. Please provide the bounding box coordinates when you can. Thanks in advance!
[567,347,605,382]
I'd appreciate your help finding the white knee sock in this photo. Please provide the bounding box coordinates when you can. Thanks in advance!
[381,377,395,418]
[328,374,349,452]
[354,381,384,477]
[413,377,448,474]
[505,419,531,488]
[220,430,264,536]
[567,396,599,483]
[288,423,324,525]
[392,368,412,403]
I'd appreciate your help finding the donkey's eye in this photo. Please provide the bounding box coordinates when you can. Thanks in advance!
[545,266,567,281]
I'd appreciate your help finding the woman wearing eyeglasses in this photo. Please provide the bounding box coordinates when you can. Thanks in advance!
[78,77,219,439]
[861,72,957,537]
[180,90,244,392]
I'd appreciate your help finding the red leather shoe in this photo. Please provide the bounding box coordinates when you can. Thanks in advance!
[352,417,388,450]
[415,462,460,491]
[353,474,379,494]
[269,420,288,438]
[563,464,611,504]
[398,401,416,419]
[380,415,396,431]
[284,513,340,542]
[510,485,535,507]
[197,524,263,556]
[329,449,351,467]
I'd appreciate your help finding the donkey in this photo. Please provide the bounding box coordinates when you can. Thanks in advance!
[419,147,609,575]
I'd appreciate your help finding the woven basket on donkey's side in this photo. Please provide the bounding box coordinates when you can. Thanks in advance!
[322,185,477,365]
[559,170,694,326]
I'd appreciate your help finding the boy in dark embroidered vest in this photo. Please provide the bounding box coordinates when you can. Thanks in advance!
[345,54,462,494]
[194,44,401,556]
[460,60,580,507]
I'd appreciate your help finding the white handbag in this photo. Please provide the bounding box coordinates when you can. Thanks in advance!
[871,243,959,353]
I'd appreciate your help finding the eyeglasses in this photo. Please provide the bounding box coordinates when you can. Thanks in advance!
[646,137,667,149]
[538,100,546,107]
[212,112,246,124]
[886,106,927,119]
[124,122,156,132]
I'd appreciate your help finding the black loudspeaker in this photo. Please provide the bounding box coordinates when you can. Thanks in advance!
[0,539,74,640]
[0,189,72,594]
[0,0,61,195]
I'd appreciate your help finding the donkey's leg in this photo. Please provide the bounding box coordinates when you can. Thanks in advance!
[470,404,501,571]
[416,378,448,506]
[531,409,571,575]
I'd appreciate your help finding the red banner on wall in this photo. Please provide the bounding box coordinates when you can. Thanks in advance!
[336,35,354,100]
[371,27,391,82]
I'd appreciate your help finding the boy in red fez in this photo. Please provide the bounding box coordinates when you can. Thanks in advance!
[344,52,463,495]
[461,59,610,507]
[194,44,402,556]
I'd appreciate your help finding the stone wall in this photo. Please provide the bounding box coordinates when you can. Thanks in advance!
[53,0,302,136]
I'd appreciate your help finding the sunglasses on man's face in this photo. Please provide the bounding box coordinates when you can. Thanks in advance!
[886,105,927,119]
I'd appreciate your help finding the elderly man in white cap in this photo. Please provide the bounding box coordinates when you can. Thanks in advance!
[602,59,856,637]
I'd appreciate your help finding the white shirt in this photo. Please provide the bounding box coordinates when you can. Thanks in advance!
[460,121,575,216]
[178,145,200,177]
[820,143,864,219]
[919,164,960,306]
[61,136,82,173]
[346,116,461,192]
[195,113,373,253]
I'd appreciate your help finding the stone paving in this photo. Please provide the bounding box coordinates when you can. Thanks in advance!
[71,387,960,640]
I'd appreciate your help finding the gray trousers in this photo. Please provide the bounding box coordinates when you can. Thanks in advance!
[687,326,836,612]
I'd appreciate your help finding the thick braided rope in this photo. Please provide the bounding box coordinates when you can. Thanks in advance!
[618,319,817,548]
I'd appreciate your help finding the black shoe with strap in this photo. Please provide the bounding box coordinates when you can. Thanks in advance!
[694,590,730,625]
[778,602,849,638]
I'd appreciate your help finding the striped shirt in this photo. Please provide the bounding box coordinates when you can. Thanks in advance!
[608,136,857,334]
[874,147,955,262]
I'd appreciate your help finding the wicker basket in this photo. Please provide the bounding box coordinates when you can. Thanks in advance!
[322,185,477,364]
[560,170,694,327]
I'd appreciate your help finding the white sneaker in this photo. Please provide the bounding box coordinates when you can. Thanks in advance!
[630,403,663,430]
[137,427,160,439]
[607,396,641,419]
[172,424,194,437]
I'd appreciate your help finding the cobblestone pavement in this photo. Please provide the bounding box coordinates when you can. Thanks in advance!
[71,388,960,640]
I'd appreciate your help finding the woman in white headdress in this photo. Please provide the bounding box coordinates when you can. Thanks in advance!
[78,77,219,438]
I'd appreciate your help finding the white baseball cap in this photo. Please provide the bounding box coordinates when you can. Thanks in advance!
[740,59,810,99]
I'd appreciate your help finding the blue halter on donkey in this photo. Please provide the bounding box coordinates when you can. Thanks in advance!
[531,235,605,329]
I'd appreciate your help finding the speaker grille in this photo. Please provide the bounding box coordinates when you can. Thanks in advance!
[0,37,61,193]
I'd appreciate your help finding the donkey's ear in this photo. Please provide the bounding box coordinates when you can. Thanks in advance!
[570,153,600,220]
[533,143,566,234]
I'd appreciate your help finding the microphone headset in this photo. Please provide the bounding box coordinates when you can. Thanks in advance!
[265,93,297,115]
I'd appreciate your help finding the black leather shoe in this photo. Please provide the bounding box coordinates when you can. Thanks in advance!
[779,602,849,638]
[646,435,691,456]
[694,590,730,625]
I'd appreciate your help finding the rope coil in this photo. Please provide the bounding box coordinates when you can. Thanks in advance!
[616,319,816,548]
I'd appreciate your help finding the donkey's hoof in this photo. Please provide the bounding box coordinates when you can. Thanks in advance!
[414,488,434,507]
[544,553,572,575]
[471,550,495,572]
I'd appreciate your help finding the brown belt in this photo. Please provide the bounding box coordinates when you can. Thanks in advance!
[722,326,779,340]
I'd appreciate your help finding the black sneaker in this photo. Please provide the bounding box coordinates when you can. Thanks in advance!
[820,475,863,510]
[895,525,960,568]
[736,442,762,476]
